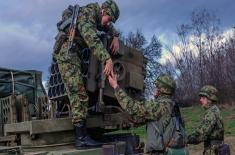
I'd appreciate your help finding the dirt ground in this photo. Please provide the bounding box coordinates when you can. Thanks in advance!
[188,136,235,155]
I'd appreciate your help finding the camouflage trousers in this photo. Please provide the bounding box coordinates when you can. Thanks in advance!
[203,145,220,155]
[144,150,165,155]
[144,148,189,155]
[53,42,88,124]
[144,153,164,155]
[203,149,217,155]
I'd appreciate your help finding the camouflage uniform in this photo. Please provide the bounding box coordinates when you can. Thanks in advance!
[115,88,173,155]
[114,75,188,155]
[188,85,224,155]
[53,1,119,124]
[114,88,173,126]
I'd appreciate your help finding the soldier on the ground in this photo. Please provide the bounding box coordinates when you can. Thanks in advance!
[53,0,120,148]
[108,73,189,155]
[187,85,224,155]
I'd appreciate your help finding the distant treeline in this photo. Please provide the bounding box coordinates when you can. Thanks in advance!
[120,8,235,105]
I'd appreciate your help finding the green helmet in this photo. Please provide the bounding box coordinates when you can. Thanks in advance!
[199,85,218,102]
[102,0,120,23]
[156,74,176,95]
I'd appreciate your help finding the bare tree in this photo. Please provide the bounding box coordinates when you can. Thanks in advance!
[162,8,235,104]
[125,29,147,51]
[124,30,162,99]
[144,35,162,97]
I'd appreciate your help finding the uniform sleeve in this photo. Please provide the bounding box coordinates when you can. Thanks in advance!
[78,20,110,62]
[114,87,168,121]
[188,111,216,144]
[106,24,119,37]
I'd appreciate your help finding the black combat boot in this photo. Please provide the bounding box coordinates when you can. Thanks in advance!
[74,120,102,149]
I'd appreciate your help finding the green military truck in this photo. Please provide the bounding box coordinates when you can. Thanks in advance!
[0,37,146,154]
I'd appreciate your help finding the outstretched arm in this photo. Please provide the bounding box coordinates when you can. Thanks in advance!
[108,73,167,120]
[107,24,119,54]
[188,112,216,144]
[78,20,114,75]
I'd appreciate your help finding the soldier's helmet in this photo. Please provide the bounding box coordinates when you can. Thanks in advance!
[199,85,218,102]
[155,74,176,95]
[102,0,120,23]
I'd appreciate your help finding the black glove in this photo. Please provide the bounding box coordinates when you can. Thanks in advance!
[187,135,197,144]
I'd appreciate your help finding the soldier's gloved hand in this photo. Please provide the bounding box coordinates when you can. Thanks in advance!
[108,71,118,89]
[187,135,197,144]
[104,58,113,75]
[110,37,119,55]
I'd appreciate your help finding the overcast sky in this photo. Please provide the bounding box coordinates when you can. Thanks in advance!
[0,0,234,80]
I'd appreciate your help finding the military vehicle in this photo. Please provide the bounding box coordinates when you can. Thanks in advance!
[0,34,146,154]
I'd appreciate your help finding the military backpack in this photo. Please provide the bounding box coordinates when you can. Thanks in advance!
[146,102,188,154]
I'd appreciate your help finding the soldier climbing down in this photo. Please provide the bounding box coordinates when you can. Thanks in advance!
[52,0,120,149]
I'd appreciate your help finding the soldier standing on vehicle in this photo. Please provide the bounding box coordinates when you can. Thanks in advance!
[187,85,225,155]
[108,73,189,155]
[53,0,120,148]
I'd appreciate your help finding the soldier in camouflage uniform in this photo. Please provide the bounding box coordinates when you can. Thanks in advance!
[53,0,120,148]
[108,73,189,155]
[187,85,224,155]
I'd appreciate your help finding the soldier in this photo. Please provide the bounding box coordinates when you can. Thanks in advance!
[53,0,120,148]
[108,73,189,155]
[187,85,224,155]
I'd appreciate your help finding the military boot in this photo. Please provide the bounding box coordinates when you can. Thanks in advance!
[74,120,102,149]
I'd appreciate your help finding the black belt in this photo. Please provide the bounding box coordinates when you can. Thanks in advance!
[210,140,223,145]
[204,139,223,148]
[148,150,165,155]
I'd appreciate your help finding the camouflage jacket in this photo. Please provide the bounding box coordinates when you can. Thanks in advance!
[76,3,119,62]
[57,3,119,62]
[114,87,174,122]
[188,105,224,144]
[115,87,183,152]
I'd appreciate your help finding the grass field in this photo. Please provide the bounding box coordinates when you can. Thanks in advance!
[117,105,235,154]
[119,105,235,136]
[181,105,235,136]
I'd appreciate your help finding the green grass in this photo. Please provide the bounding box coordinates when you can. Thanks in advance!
[182,105,235,136]
[116,105,235,138]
